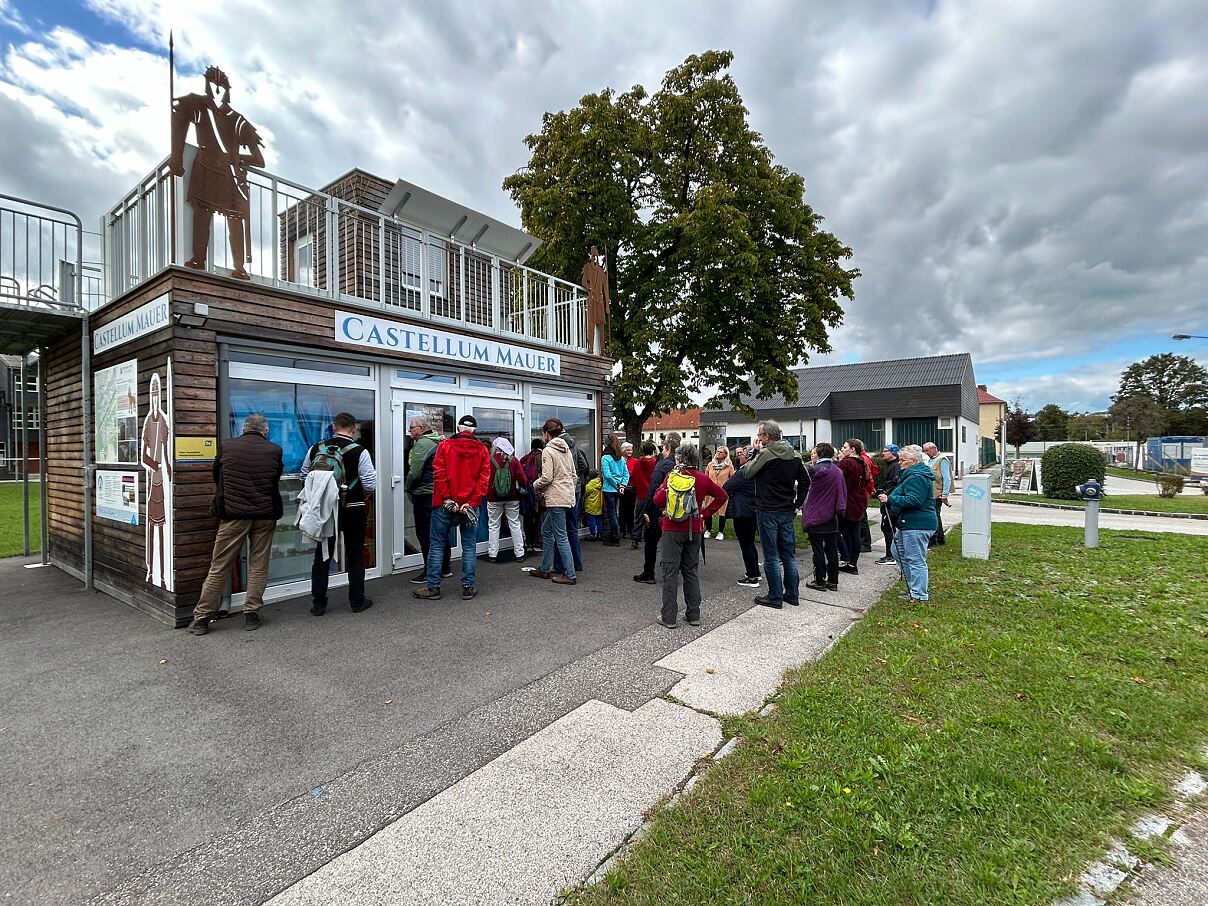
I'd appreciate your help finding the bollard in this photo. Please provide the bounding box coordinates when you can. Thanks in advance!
[962,474,991,559]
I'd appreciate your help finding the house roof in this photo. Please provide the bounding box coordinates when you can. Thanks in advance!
[642,407,702,431]
[977,385,1006,405]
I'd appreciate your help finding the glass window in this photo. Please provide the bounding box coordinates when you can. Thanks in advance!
[228,378,377,585]
[294,234,314,288]
[428,238,446,299]
[468,378,517,391]
[395,369,456,385]
[229,350,370,376]
[531,403,594,462]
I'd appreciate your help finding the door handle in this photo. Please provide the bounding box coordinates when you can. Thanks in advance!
[392,474,402,487]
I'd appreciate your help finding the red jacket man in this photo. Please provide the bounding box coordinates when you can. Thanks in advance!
[433,425,491,509]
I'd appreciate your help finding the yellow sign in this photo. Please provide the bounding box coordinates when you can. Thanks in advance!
[175,436,218,462]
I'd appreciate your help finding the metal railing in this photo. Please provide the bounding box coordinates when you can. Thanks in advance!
[0,194,86,312]
[103,156,590,352]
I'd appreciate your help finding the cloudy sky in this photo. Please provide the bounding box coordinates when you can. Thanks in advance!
[2,0,1206,412]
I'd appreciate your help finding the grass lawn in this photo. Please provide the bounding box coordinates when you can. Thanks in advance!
[0,482,42,558]
[1106,466,1157,481]
[571,524,1208,906]
[998,492,1208,514]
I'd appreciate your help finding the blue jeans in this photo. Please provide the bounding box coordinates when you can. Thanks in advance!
[426,505,478,589]
[757,510,799,604]
[603,492,621,541]
[586,514,603,534]
[553,493,584,573]
[541,507,576,579]
[896,529,930,601]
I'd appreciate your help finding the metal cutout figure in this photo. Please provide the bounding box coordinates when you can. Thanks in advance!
[170,66,264,279]
[582,245,611,356]
[141,372,173,590]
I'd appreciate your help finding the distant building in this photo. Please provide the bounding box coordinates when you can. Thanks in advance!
[977,384,1007,465]
[642,407,701,447]
[700,353,981,475]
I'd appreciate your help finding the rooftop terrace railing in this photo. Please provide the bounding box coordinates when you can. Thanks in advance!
[102,158,590,353]
[0,194,92,313]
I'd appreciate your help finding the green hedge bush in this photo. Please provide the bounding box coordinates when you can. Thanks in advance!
[1041,443,1106,499]
[1156,474,1185,498]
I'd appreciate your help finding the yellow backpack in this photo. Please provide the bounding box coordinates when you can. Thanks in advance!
[664,467,700,534]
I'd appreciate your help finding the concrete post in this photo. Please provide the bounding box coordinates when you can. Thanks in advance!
[1085,500,1099,549]
[961,473,991,559]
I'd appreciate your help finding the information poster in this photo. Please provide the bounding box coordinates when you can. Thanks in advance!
[96,471,139,524]
[94,359,139,464]
[1002,458,1038,493]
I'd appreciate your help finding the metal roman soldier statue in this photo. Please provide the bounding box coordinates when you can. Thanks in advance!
[170,66,264,279]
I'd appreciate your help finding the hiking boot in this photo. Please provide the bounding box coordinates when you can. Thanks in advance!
[633,574,656,585]
[530,569,552,579]
[413,586,441,600]
[754,596,783,609]
[352,597,374,613]
[189,618,210,636]
[875,556,896,565]
[786,599,800,607]
[551,574,577,586]
[462,586,477,599]
[244,611,262,631]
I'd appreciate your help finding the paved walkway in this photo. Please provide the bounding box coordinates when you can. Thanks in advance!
[1123,807,1208,906]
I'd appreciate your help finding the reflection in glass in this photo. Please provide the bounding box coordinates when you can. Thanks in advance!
[530,403,594,466]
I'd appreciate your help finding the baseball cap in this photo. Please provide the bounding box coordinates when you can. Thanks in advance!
[884,443,900,455]
[457,414,477,429]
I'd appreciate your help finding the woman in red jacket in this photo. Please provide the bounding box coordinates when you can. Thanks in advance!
[836,439,871,575]
[626,441,658,548]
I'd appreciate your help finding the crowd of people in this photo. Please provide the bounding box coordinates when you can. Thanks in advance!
[187,410,951,637]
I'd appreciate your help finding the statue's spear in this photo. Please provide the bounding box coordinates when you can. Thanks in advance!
[168,30,177,264]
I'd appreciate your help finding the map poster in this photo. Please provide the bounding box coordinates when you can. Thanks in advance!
[95,471,139,525]
[94,359,139,464]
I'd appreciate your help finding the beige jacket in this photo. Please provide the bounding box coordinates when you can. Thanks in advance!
[534,435,576,508]
[706,457,735,515]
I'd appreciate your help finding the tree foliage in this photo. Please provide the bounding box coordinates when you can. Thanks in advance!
[1067,412,1109,441]
[1117,354,1208,411]
[503,50,858,438]
[1041,443,1106,500]
[1033,403,1070,441]
[1107,393,1169,442]
[998,405,1038,456]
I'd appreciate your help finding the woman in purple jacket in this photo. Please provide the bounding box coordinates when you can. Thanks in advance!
[802,443,847,591]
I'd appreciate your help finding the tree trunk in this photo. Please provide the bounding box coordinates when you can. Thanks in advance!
[623,411,645,446]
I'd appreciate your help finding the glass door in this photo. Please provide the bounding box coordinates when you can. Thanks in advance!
[392,391,460,572]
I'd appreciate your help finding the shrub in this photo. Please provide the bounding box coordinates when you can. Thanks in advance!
[1041,443,1106,499]
[1156,474,1185,499]
[871,452,887,489]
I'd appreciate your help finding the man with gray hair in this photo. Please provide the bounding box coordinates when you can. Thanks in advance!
[633,431,682,584]
[404,411,449,583]
[190,413,284,635]
[742,418,811,609]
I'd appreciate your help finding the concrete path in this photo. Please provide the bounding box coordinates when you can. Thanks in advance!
[1108,474,1203,496]
[1122,807,1208,906]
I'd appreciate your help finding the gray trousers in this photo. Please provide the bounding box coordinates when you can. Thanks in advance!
[661,530,701,624]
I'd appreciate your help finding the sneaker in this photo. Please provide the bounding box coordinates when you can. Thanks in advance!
[244,611,262,631]
[462,586,477,599]
[633,574,656,585]
[786,599,800,607]
[898,592,911,600]
[658,617,678,628]
[736,576,760,588]
[486,555,498,563]
[189,618,210,636]
[805,580,828,592]
[875,556,896,565]
[686,615,701,626]
[441,568,454,578]
[630,540,639,550]
[715,533,725,541]
[408,572,427,584]
[703,531,712,539]
[352,598,374,613]
[413,586,441,600]
[754,596,783,609]
[530,569,552,579]
[839,564,859,575]
[861,545,873,553]
[601,539,620,547]
[826,583,839,591]
[551,574,577,585]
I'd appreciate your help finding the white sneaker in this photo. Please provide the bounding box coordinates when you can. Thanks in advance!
[703,531,712,539]
[715,532,725,541]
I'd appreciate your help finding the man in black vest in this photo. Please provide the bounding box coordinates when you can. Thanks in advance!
[190,413,283,635]
[302,412,378,615]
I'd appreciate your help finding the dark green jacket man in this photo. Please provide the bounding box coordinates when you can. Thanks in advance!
[404,430,443,496]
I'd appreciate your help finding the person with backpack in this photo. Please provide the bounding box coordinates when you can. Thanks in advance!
[600,436,628,546]
[413,414,491,601]
[485,436,528,562]
[583,469,604,540]
[632,431,681,585]
[404,413,450,584]
[301,412,377,616]
[742,419,810,609]
[552,434,590,576]
[652,442,727,628]
[519,439,544,554]
[837,439,871,575]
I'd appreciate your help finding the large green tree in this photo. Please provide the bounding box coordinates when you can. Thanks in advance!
[1117,353,1208,410]
[1033,403,1070,441]
[503,50,857,439]
[998,404,1038,458]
